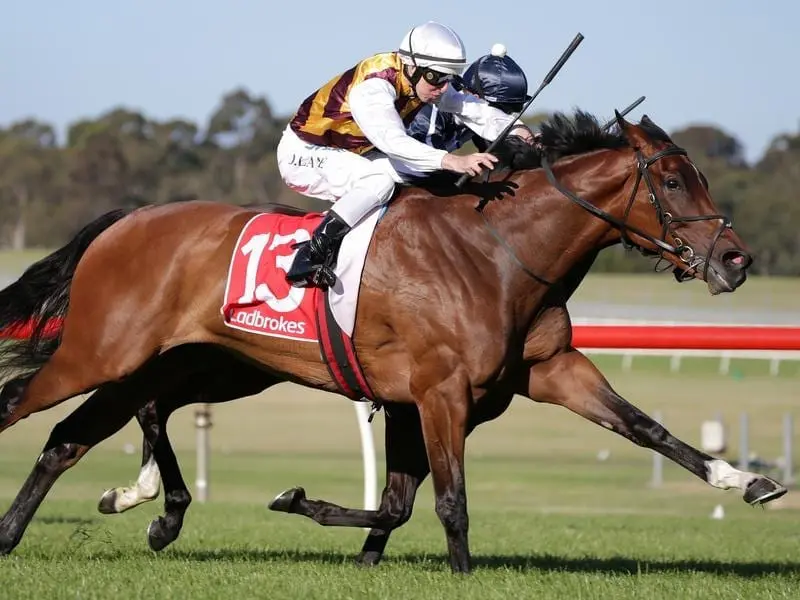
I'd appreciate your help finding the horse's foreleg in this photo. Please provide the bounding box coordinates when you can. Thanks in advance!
[276,371,474,575]
[98,401,161,514]
[269,403,429,535]
[357,403,429,566]
[525,349,787,505]
[355,390,514,567]
[412,362,471,574]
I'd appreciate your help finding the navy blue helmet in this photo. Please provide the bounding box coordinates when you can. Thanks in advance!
[461,44,531,111]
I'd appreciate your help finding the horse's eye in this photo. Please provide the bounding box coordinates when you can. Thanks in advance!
[665,178,681,190]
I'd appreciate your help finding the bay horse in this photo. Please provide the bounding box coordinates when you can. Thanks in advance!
[0,110,785,574]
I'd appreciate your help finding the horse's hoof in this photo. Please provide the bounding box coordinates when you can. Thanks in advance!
[355,551,382,567]
[268,487,305,513]
[147,517,176,552]
[744,476,788,506]
[0,534,16,557]
[98,489,120,515]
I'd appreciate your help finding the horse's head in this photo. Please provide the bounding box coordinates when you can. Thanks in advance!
[613,112,751,294]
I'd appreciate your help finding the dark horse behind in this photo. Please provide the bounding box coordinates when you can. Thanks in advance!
[0,109,785,573]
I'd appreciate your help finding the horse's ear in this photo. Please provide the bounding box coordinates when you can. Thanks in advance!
[641,114,654,126]
[615,109,647,148]
[614,109,631,132]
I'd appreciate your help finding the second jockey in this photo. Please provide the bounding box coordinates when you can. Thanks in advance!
[277,21,532,289]
[406,43,533,154]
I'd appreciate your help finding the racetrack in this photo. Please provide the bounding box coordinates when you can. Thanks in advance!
[0,359,797,599]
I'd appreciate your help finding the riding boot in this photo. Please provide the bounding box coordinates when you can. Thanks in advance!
[286,211,351,289]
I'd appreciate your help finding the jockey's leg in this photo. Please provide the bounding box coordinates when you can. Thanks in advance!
[276,126,399,288]
[285,210,351,288]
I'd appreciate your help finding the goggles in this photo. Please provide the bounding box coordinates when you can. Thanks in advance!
[419,68,454,87]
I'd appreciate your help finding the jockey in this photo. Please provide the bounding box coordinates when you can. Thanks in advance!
[406,43,533,153]
[277,21,533,289]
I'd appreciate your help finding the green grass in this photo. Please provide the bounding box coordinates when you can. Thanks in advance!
[0,251,796,597]
[1,501,798,600]
[572,272,800,313]
[587,353,800,378]
[0,363,797,599]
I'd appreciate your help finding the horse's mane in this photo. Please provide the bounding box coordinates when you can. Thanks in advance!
[405,109,674,193]
[492,109,674,171]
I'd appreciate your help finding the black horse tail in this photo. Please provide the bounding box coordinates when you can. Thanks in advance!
[0,208,132,382]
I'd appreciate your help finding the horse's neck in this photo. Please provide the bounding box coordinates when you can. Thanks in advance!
[496,150,630,291]
[556,249,601,302]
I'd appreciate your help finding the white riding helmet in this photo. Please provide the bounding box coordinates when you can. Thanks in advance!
[397,21,467,76]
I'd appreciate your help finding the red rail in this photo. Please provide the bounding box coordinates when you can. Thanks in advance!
[571,324,800,351]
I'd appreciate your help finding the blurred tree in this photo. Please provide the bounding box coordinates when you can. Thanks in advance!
[203,88,283,204]
[671,125,747,168]
[0,91,796,275]
[0,120,61,249]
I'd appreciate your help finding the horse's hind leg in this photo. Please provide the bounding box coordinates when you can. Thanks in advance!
[98,401,161,514]
[0,341,138,434]
[0,380,143,554]
[146,377,282,551]
[140,398,192,552]
[105,358,280,551]
[525,349,787,505]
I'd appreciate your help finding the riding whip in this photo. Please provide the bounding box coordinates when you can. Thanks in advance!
[600,95,646,131]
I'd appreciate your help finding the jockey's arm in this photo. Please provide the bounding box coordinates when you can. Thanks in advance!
[349,78,448,172]
[438,86,530,142]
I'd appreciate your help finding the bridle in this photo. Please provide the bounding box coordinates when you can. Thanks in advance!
[477,144,732,285]
[542,145,731,282]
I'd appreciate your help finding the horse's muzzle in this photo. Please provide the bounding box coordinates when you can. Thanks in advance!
[705,249,752,294]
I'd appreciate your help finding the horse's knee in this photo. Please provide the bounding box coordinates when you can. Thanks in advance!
[434,489,468,534]
[395,503,414,528]
[618,401,669,447]
[635,418,668,445]
[378,498,414,529]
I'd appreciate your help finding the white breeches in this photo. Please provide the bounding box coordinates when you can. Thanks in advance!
[276,126,419,227]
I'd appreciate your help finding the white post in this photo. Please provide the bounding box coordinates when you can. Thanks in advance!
[739,412,749,472]
[770,358,781,377]
[195,404,212,503]
[784,413,794,485]
[354,402,378,511]
[622,353,633,372]
[192,401,378,509]
[651,410,663,487]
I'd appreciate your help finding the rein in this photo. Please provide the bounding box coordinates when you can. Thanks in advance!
[477,145,731,284]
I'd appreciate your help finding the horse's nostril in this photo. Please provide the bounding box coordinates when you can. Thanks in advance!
[723,250,751,270]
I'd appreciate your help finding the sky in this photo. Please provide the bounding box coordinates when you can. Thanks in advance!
[1,0,798,163]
